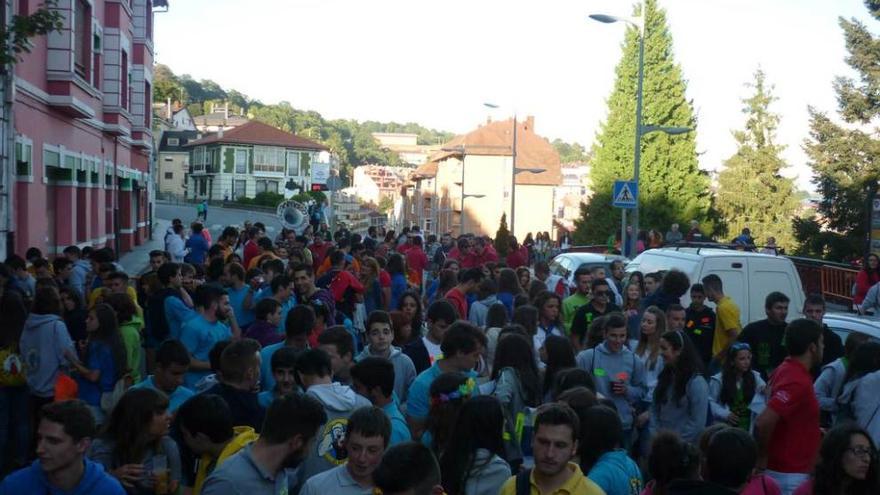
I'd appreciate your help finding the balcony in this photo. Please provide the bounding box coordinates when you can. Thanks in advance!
[189,163,218,175]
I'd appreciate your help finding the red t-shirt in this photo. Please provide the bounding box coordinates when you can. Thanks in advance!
[243,240,259,269]
[445,287,468,320]
[379,270,391,288]
[406,248,429,284]
[766,357,821,473]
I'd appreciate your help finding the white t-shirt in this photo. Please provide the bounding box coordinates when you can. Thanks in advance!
[423,336,443,364]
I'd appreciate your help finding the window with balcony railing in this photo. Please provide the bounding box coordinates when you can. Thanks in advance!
[253,146,285,173]
[234,149,248,174]
[192,146,207,172]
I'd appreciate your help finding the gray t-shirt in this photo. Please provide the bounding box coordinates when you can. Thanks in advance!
[87,436,182,495]
[300,464,371,495]
[201,444,288,495]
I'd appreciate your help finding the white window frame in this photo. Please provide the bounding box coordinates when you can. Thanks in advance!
[234,148,248,174]
[253,145,284,173]
[192,146,206,172]
[286,151,300,176]
[167,137,179,146]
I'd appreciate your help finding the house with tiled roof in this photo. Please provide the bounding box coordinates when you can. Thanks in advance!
[184,120,330,201]
[403,116,562,237]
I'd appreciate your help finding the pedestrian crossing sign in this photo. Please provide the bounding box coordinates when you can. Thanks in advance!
[612,180,638,209]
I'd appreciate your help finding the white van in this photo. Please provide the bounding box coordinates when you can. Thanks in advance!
[626,247,805,327]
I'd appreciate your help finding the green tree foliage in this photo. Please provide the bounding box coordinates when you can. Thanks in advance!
[377,195,394,213]
[574,0,711,244]
[552,139,590,164]
[802,2,880,260]
[1,1,63,68]
[494,213,511,258]
[715,69,798,249]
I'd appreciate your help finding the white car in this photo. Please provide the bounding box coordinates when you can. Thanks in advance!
[548,252,629,290]
[823,311,880,343]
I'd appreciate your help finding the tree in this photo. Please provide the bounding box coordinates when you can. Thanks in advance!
[153,64,185,103]
[1,1,62,68]
[715,69,798,249]
[377,195,394,213]
[494,213,511,258]
[552,139,590,164]
[803,2,880,260]
[574,0,711,244]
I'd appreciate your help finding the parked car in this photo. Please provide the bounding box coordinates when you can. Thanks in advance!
[548,252,629,290]
[625,247,805,328]
[823,311,880,343]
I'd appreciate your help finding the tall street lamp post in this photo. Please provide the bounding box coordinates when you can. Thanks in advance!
[441,145,485,235]
[589,14,691,255]
[483,103,545,238]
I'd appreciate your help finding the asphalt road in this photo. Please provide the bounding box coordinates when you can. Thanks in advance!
[155,202,283,239]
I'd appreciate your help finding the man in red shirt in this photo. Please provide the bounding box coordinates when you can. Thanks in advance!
[242,226,264,269]
[444,267,484,320]
[405,236,429,288]
[755,318,824,495]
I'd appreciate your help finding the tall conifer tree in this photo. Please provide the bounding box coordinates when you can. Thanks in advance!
[716,70,797,249]
[574,0,710,244]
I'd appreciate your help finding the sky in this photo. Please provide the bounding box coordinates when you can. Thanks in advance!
[153,0,876,192]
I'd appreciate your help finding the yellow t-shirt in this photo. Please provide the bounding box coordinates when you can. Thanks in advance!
[193,426,259,495]
[711,295,742,357]
[499,462,606,495]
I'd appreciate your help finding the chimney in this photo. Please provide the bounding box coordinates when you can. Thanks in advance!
[525,116,534,132]
[218,128,224,139]
[166,97,172,119]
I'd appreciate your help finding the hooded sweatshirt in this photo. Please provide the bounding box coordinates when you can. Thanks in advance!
[465,449,511,495]
[708,371,766,432]
[355,345,416,403]
[297,382,372,486]
[814,357,847,416]
[587,449,643,495]
[0,458,125,495]
[19,313,75,398]
[468,294,499,328]
[575,343,647,430]
[68,259,93,302]
[651,374,709,444]
[837,370,880,444]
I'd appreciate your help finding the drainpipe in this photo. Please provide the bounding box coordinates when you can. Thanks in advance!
[113,136,120,255]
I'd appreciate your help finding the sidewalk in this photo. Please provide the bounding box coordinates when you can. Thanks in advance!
[118,219,170,276]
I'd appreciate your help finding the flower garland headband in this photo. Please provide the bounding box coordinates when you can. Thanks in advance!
[429,377,476,407]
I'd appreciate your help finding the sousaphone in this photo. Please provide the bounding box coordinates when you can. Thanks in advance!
[276,200,308,231]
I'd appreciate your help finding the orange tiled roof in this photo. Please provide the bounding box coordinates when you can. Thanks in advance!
[185,121,329,151]
[430,117,561,186]
[412,160,438,179]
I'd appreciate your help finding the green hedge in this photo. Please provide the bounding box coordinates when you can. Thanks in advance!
[234,191,285,207]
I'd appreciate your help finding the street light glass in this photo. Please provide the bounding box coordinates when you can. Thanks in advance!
[642,125,692,136]
[588,14,622,23]
[483,102,500,109]
[514,167,545,175]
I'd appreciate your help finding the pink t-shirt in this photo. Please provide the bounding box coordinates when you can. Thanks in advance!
[791,478,812,495]
[743,475,783,495]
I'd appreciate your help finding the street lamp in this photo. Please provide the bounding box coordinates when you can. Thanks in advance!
[589,13,692,255]
[483,103,546,238]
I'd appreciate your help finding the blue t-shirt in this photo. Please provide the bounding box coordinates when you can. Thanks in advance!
[406,362,478,420]
[390,274,407,310]
[132,376,195,412]
[260,342,284,391]
[278,297,297,334]
[587,449,643,495]
[227,286,256,328]
[76,341,116,407]
[383,401,412,446]
[180,316,232,389]
[252,286,272,306]
[164,296,195,341]
[258,390,276,410]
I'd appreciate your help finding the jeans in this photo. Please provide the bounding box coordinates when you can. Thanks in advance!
[766,470,809,495]
[0,386,30,472]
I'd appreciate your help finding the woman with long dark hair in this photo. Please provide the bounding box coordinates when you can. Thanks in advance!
[89,387,181,494]
[69,303,128,424]
[496,268,521,316]
[360,256,384,314]
[793,424,879,495]
[59,286,87,343]
[398,290,425,338]
[709,342,765,431]
[836,341,880,436]
[534,291,565,350]
[623,282,643,340]
[438,396,510,495]
[652,330,708,444]
[426,372,475,455]
[516,267,531,293]
[541,335,576,400]
[855,253,880,307]
[491,333,541,467]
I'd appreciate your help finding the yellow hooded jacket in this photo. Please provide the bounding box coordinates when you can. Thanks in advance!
[192,425,259,495]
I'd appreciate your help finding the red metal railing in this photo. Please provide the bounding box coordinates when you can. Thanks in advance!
[819,265,858,305]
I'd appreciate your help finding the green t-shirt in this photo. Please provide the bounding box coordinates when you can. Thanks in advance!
[562,292,591,334]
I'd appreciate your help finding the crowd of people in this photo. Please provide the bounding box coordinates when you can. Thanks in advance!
[0,218,877,495]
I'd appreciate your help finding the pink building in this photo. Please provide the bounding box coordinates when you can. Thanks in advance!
[6,0,162,257]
